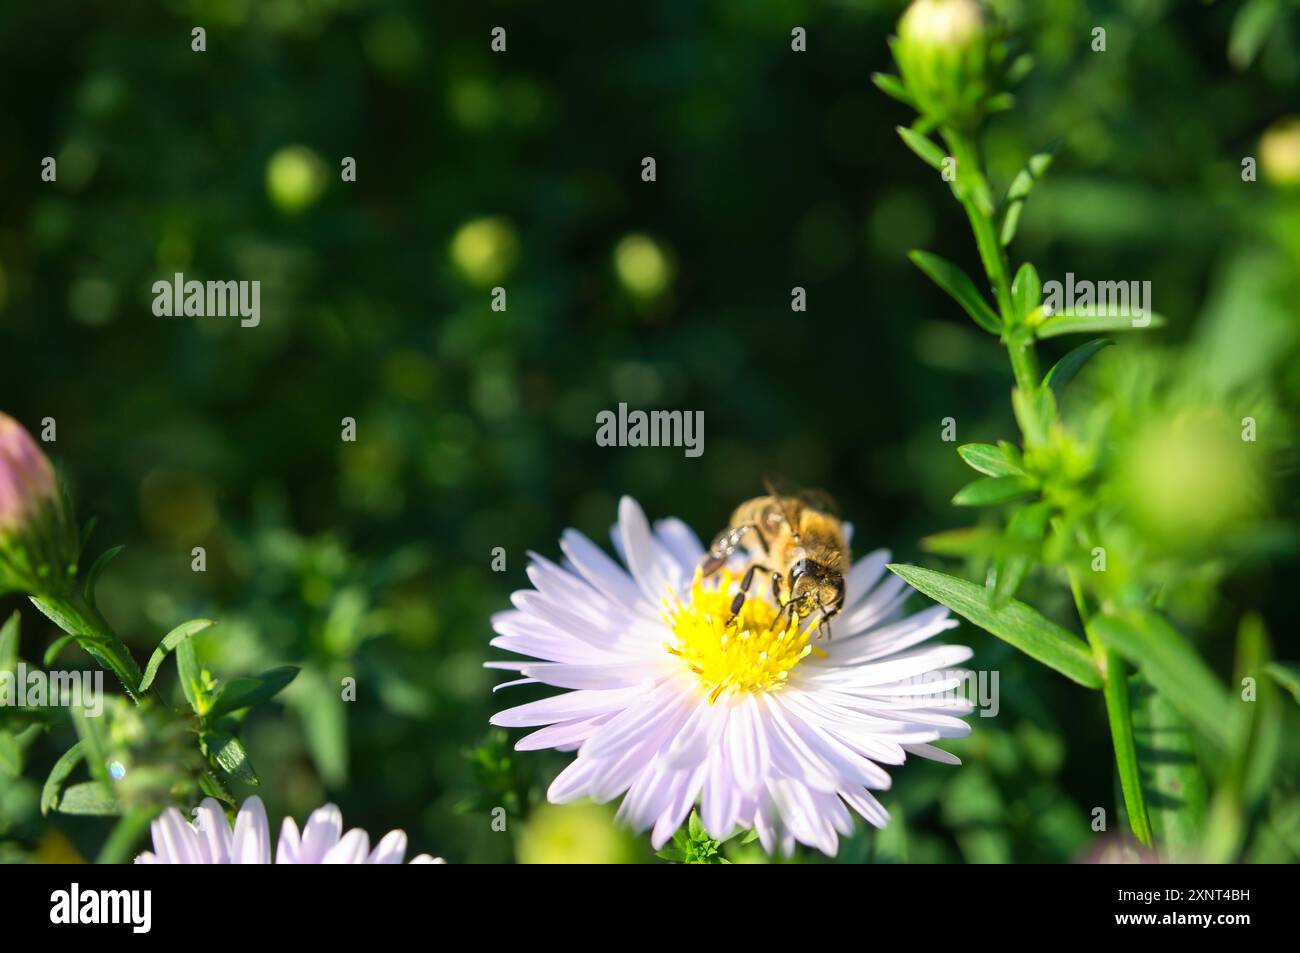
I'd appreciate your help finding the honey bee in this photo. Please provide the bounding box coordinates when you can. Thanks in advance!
[700,479,849,638]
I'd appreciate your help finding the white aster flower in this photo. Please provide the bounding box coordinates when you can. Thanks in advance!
[134,796,443,864]
[489,497,973,857]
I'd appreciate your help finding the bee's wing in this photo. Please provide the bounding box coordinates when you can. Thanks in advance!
[763,475,839,518]
[761,475,804,531]
[794,486,840,517]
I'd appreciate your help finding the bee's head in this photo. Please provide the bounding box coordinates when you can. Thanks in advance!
[789,557,845,620]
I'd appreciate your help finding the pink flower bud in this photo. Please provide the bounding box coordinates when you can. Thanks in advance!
[0,413,57,533]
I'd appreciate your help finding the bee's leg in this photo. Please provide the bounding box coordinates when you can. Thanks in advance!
[771,599,796,634]
[701,523,768,577]
[727,562,772,624]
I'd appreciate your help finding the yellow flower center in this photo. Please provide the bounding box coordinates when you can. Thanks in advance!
[664,569,822,702]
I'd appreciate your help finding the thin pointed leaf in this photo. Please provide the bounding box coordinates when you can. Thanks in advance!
[41,741,85,815]
[1005,53,1034,85]
[909,250,1003,334]
[957,443,1024,478]
[896,125,946,171]
[43,633,80,667]
[56,780,121,816]
[202,731,259,785]
[0,612,17,674]
[83,544,125,607]
[1044,338,1113,397]
[887,564,1102,689]
[1130,675,1207,855]
[952,475,1036,507]
[987,501,1051,607]
[176,638,202,711]
[1034,309,1167,338]
[1266,662,1300,705]
[872,72,914,107]
[1092,611,1234,749]
[206,666,300,720]
[1000,142,1058,246]
[138,619,215,693]
[1010,262,1041,323]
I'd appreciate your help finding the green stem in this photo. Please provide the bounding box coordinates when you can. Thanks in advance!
[95,807,157,863]
[1063,543,1153,847]
[943,130,1039,394]
[944,122,1151,848]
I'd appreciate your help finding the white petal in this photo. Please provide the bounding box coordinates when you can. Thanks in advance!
[299,803,344,863]
[367,829,409,864]
[560,528,643,609]
[490,686,643,728]
[322,828,371,864]
[653,517,705,572]
[190,798,233,863]
[275,816,301,864]
[230,796,272,864]
[617,496,680,605]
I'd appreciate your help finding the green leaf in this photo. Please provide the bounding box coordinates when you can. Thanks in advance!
[41,742,85,815]
[887,564,1102,689]
[957,443,1024,478]
[952,475,1036,507]
[202,731,259,785]
[0,611,18,674]
[1011,384,1056,449]
[872,72,914,107]
[1000,142,1058,247]
[1043,338,1113,397]
[1229,0,1282,69]
[28,596,86,639]
[56,780,121,816]
[0,732,20,777]
[1005,53,1034,85]
[1130,676,1207,856]
[1010,262,1041,323]
[987,501,1052,607]
[1266,662,1300,705]
[293,669,348,786]
[920,526,1005,558]
[176,638,202,711]
[896,125,946,171]
[71,705,113,786]
[909,251,1003,334]
[43,633,80,667]
[206,666,300,720]
[82,544,125,608]
[1104,656,1153,847]
[1033,308,1167,338]
[1091,611,1234,749]
[138,618,215,693]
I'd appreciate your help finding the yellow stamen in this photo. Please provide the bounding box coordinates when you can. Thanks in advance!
[664,568,818,702]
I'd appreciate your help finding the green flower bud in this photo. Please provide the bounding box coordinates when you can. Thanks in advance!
[894,0,991,130]
[0,412,77,596]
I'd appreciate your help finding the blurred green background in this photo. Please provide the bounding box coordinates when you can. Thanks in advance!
[1,0,1297,863]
